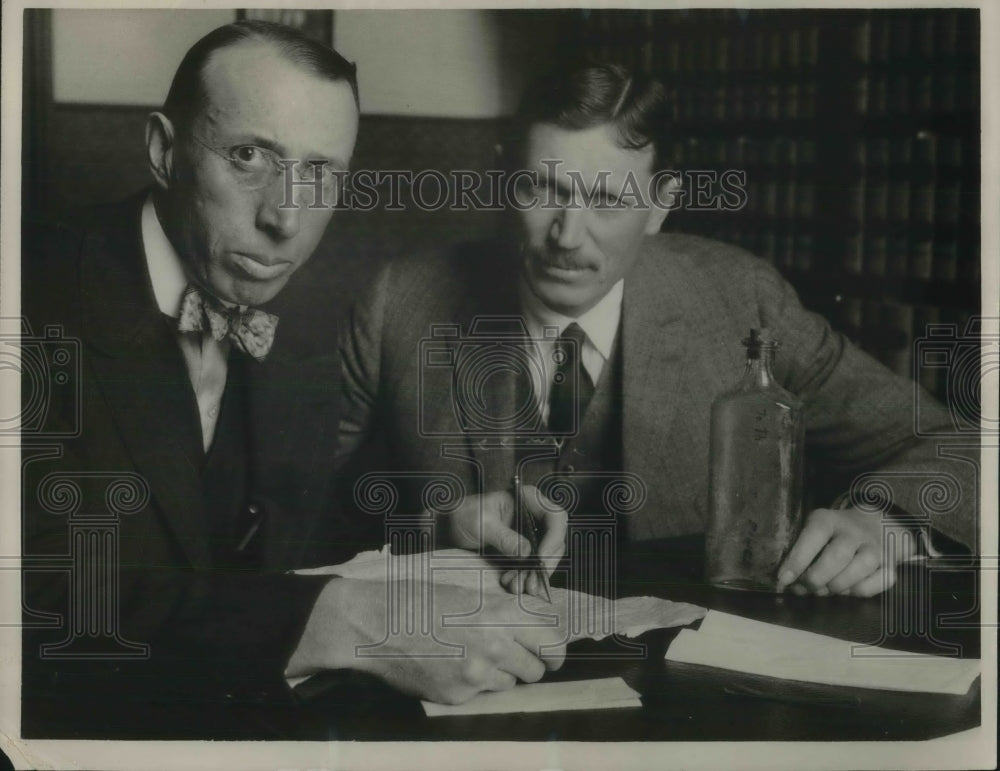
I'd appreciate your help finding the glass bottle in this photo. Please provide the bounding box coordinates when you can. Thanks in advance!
[707,328,805,591]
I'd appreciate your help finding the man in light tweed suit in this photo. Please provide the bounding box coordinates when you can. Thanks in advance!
[338,64,977,599]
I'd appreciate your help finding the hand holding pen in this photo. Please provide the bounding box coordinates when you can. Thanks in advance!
[441,485,568,599]
[502,474,562,602]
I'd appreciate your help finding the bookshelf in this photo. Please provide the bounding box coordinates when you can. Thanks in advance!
[565,8,981,400]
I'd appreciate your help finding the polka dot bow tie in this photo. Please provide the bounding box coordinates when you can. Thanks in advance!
[176,285,278,361]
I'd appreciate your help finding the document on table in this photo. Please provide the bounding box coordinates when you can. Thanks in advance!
[665,610,981,695]
[422,676,641,717]
[296,545,706,643]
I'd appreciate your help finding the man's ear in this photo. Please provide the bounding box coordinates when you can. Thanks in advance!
[644,172,683,235]
[146,112,176,190]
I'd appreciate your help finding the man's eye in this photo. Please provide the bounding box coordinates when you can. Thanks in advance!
[229,146,271,171]
[521,179,560,198]
[300,162,327,181]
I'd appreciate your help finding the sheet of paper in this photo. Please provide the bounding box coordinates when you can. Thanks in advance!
[665,610,980,695]
[296,546,706,643]
[422,676,641,717]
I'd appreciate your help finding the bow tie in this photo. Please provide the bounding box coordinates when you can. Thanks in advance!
[176,285,278,361]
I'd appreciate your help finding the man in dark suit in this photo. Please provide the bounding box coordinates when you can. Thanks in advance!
[338,64,977,600]
[21,21,566,733]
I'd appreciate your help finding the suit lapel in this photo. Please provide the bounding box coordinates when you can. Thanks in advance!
[81,197,211,567]
[622,238,691,539]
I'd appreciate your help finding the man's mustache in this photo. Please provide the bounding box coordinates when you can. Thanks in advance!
[530,247,594,271]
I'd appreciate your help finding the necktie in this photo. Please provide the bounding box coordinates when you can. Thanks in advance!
[177,285,278,361]
[548,322,594,437]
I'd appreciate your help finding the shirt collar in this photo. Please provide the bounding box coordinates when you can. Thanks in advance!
[141,194,189,319]
[518,276,624,360]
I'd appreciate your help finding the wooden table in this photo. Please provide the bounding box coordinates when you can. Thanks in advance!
[21,536,981,742]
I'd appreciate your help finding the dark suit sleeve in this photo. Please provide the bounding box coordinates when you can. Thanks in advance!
[752,261,978,552]
[20,388,336,733]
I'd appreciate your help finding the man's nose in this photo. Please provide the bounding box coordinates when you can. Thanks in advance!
[549,205,586,250]
[255,182,302,241]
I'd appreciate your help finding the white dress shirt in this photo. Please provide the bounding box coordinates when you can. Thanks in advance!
[518,278,624,426]
[141,195,229,451]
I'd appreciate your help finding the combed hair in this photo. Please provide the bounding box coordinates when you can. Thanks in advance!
[512,63,673,171]
[162,20,359,131]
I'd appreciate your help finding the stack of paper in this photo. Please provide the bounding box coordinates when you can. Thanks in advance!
[297,546,706,642]
[422,676,641,717]
[665,610,980,695]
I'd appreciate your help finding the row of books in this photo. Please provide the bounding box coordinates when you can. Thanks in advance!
[742,180,816,221]
[668,81,819,123]
[851,11,977,65]
[682,177,976,283]
[655,25,821,73]
[663,69,977,124]
[576,8,981,380]
[584,10,824,73]
[848,179,970,227]
[713,228,816,272]
[666,124,974,230]
[842,234,977,282]
[831,299,976,401]
[711,225,978,286]
[854,72,978,116]
[668,136,817,170]
[704,210,978,282]
[668,137,818,222]
[590,10,977,74]
[596,10,977,76]
[855,135,968,173]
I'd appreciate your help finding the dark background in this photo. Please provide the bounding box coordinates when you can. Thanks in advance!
[22,8,982,405]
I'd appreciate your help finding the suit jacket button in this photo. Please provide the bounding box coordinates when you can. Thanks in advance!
[248,503,260,516]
